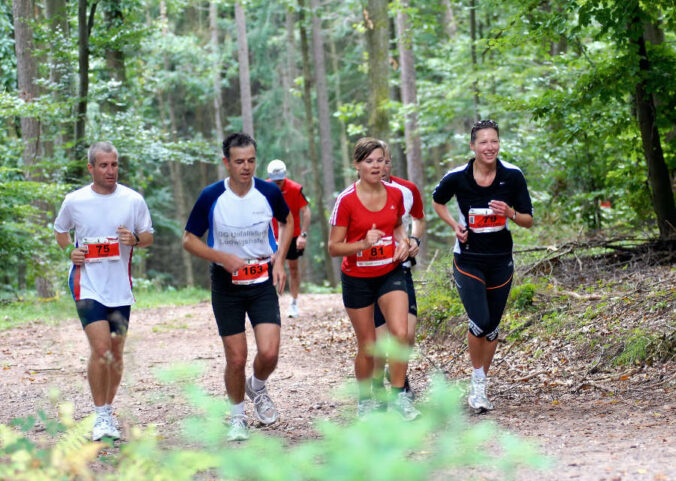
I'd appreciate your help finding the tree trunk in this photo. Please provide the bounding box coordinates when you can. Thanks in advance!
[235,2,254,137]
[103,1,126,114]
[633,22,676,239]
[469,0,480,121]
[210,1,225,179]
[13,0,55,299]
[45,0,71,150]
[396,1,423,192]
[309,0,336,206]
[160,1,195,286]
[299,0,336,286]
[75,0,96,157]
[13,0,40,170]
[328,36,351,187]
[364,0,390,140]
[441,0,457,39]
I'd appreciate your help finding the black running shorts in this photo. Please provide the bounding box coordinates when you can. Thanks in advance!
[286,236,305,260]
[210,263,281,337]
[374,266,417,327]
[341,264,407,310]
[75,299,130,335]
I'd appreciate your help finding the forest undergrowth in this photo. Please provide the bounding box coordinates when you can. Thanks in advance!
[416,239,676,404]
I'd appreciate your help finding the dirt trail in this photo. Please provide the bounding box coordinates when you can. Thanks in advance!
[1,293,674,480]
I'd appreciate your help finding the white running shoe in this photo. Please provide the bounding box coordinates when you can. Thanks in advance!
[227,415,249,441]
[468,375,494,411]
[287,302,299,318]
[245,377,279,425]
[92,414,119,441]
[357,399,377,419]
[391,391,421,421]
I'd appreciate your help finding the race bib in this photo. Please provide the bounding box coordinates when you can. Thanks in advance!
[82,236,121,263]
[468,208,506,233]
[232,259,270,285]
[357,236,395,267]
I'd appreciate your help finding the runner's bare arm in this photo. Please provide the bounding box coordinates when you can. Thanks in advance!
[328,224,385,257]
[182,231,246,274]
[409,216,426,257]
[272,212,293,294]
[116,226,153,247]
[432,201,468,243]
[55,231,86,265]
[296,204,311,250]
[392,218,410,262]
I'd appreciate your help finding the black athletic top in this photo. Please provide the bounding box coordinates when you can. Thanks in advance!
[432,158,533,257]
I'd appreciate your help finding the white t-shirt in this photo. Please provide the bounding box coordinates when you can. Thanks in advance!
[54,184,154,306]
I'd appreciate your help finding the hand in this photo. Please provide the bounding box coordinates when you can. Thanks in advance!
[116,226,137,246]
[394,239,409,262]
[487,200,511,218]
[363,224,385,248]
[272,260,287,294]
[296,235,307,250]
[454,224,468,243]
[220,253,246,274]
[71,247,86,266]
[408,239,420,258]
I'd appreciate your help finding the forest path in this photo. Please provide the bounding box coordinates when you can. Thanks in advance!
[1,293,674,480]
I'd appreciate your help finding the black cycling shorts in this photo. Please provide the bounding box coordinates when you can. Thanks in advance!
[374,267,417,327]
[210,263,281,337]
[452,254,513,341]
[341,265,407,310]
[75,299,130,335]
[286,236,305,261]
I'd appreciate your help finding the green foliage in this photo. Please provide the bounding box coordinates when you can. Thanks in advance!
[0,369,550,480]
[509,282,537,311]
[416,256,466,335]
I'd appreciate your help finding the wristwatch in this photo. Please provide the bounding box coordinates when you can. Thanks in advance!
[410,236,421,247]
[133,233,140,246]
[300,232,308,238]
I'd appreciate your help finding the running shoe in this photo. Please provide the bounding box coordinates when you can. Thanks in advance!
[403,374,415,400]
[105,405,119,429]
[391,391,420,421]
[92,415,118,441]
[357,399,378,419]
[287,302,299,318]
[468,375,494,411]
[245,376,279,425]
[227,415,249,442]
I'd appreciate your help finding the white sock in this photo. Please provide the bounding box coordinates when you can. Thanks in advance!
[94,405,107,418]
[231,402,245,417]
[104,404,112,415]
[251,374,266,392]
[291,297,298,306]
[472,367,486,379]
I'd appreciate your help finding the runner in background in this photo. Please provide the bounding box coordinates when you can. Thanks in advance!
[329,137,420,421]
[373,141,425,399]
[266,159,311,318]
[183,132,293,441]
[54,141,154,441]
[432,120,533,412]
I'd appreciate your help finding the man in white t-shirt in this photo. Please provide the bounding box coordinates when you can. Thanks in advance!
[54,142,154,441]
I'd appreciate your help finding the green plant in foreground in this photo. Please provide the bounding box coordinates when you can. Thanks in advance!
[1,368,552,481]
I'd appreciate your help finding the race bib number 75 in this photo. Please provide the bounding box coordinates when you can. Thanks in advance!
[82,236,121,263]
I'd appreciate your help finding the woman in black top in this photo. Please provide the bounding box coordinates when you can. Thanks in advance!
[432,120,533,412]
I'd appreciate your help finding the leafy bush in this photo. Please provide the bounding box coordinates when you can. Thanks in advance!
[0,371,551,481]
